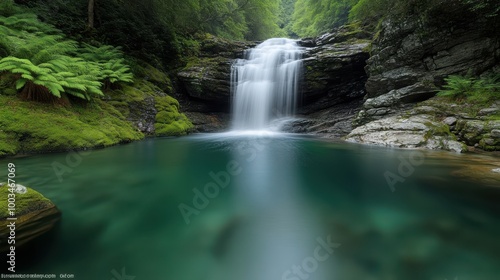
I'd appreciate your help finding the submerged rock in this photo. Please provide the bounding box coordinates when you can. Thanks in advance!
[0,183,61,252]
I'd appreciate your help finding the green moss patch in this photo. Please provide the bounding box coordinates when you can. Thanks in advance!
[0,184,52,219]
[154,96,193,136]
[0,95,144,157]
[130,61,174,94]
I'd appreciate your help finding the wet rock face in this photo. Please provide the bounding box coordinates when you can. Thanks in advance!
[177,36,256,109]
[127,96,157,134]
[300,41,370,114]
[355,17,500,125]
[281,98,364,138]
[177,57,234,105]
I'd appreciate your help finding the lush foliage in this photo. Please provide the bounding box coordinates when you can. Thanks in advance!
[289,0,500,37]
[21,0,283,68]
[278,0,297,36]
[438,74,500,102]
[291,0,357,37]
[0,2,133,102]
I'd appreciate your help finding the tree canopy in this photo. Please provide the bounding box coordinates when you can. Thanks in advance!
[290,0,500,37]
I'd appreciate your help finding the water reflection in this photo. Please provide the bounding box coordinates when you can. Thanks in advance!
[219,134,332,280]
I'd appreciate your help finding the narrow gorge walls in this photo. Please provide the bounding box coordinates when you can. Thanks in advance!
[177,28,371,133]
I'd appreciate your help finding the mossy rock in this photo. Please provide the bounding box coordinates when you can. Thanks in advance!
[154,96,193,136]
[155,119,192,136]
[131,60,174,94]
[0,183,61,252]
[0,95,144,157]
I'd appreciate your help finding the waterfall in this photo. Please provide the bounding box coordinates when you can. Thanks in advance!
[231,38,302,130]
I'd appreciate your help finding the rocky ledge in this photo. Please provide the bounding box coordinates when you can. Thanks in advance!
[346,97,500,152]
[0,183,61,252]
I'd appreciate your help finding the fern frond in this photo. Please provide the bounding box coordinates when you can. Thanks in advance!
[15,78,27,90]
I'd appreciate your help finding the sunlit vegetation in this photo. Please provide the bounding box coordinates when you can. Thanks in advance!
[289,0,500,37]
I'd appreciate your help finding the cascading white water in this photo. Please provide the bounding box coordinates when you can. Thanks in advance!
[231,38,302,130]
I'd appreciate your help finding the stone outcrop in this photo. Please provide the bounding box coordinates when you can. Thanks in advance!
[280,99,364,138]
[106,62,194,137]
[0,184,61,252]
[177,35,256,107]
[346,114,466,152]
[355,15,500,125]
[298,26,371,114]
[278,26,371,137]
[347,97,500,152]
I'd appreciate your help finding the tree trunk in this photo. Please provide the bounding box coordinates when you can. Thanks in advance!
[88,0,95,29]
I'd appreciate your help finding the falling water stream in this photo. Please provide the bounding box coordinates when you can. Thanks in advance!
[231,38,302,130]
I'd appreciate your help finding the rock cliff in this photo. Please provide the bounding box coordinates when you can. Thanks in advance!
[355,16,499,125]
[347,13,500,152]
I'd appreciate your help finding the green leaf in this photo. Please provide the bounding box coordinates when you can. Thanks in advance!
[15,78,27,90]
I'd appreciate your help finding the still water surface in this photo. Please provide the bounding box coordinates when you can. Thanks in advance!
[2,134,500,280]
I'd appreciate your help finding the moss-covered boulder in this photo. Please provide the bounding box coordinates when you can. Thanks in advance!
[154,95,193,136]
[0,183,61,253]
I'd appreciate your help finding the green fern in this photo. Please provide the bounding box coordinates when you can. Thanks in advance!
[100,59,134,85]
[438,74,499,102]
[80,44,134,88]
[0,56,64,99]
[0,14,59,34]
[438,75,476,99]
[80,44,124,62]
[0,0,22,17]
[0,6,131,102]
[0,56,103,101]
